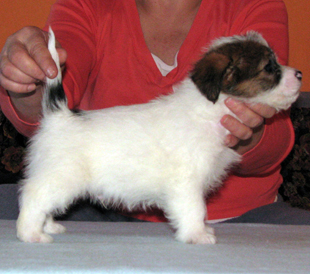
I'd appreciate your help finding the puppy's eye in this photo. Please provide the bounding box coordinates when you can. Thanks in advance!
[264,58,281,74]
[264,60,275,73]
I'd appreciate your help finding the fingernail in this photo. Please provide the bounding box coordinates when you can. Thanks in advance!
[225,98,238,107]
[224,135,232,147]
[27,84,36,92]
[46,68,56,78]
[220,115,230,127]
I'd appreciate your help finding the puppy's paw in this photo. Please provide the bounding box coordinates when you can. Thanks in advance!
[44,221,66,234]
[176,227,217,245]
[187,231,217,245]
[205,225,215,236]
[17,231,54,243]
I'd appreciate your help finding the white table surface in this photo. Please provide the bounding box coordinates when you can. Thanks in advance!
[0,220,309,273]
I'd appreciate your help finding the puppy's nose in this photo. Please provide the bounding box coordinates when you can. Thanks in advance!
[295,70,302,81]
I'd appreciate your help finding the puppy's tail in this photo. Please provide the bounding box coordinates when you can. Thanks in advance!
[43,27,67,115]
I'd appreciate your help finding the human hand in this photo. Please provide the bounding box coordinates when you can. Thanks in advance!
[0,26,67,94]
[220,98,276,155]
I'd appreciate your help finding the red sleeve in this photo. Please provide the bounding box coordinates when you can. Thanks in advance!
[0,88,39,137]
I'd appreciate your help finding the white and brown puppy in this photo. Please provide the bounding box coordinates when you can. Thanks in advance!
[17,28,302,244]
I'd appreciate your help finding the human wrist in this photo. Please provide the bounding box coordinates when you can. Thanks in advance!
[7,87,43,124]
[232,122,265,155]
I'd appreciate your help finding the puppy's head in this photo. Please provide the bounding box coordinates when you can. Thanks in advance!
[190,32,302,111]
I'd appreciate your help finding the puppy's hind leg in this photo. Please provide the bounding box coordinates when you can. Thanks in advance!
[17,175,79,243]
[165,183,216,245]
[43,215,66,234]
[17,182,55,243]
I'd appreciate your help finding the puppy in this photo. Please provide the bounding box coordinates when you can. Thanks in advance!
[16,28,302,244]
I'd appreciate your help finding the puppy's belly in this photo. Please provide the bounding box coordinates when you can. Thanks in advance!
[87,150,190,209]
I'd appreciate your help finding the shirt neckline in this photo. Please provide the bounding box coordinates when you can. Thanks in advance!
[151,52,179,77]
[124,0,211,83]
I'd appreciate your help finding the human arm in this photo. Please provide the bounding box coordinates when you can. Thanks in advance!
[0,0,111,137]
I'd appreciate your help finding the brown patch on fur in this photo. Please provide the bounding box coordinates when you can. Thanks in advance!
[191,52,231,103]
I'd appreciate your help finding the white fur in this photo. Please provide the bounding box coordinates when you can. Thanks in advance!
[16,30,301,244]
[210,31,269,50]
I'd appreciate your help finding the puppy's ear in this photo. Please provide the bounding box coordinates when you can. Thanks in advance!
[190,51,231,103]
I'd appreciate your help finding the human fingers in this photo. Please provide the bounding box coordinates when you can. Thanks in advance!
[0,47,66,93]
[220,98,260,148]
[223,133,240,148]
[0,52,43,92]
[244,101,276,119]
[221,98,276,150]
[56,47,67,70]
[0,73,38,93]
[220,114,253,146]
[224,98,265,129]
[16,27,58,77]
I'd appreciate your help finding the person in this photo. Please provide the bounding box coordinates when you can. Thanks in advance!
[0,0,309,224]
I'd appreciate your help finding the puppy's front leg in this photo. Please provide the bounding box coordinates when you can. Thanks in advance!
[165,185,216,244]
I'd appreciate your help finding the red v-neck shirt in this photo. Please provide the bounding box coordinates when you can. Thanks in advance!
[0,0,294,221]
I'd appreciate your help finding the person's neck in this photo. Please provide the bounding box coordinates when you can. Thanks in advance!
[136,0,202,19]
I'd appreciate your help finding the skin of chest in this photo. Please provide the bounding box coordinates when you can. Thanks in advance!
[135,0,201,65]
